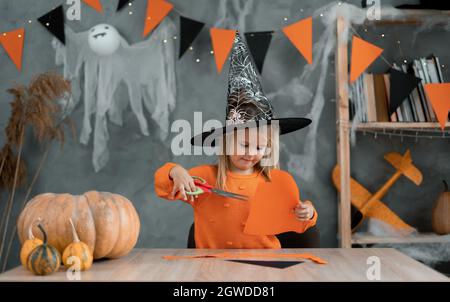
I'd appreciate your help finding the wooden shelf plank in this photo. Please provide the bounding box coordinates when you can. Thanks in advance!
[352,233,450,244]
[353,122,450,130]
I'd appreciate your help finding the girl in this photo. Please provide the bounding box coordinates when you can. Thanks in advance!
[154,32,317,249]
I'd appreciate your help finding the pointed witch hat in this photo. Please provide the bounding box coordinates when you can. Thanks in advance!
[190,32,311,146]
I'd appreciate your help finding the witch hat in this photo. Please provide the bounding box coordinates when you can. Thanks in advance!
[191,32,311,146]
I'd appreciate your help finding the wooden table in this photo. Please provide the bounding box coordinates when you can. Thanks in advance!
[0,248,448,282]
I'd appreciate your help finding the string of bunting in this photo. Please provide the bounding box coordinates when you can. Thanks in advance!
[0,0,448,129]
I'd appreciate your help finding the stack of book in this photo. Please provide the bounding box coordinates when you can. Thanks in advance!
[350,55,445,122]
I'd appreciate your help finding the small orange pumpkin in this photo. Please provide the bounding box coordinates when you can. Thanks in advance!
[432,180,450,235]
[27,224,61,275]
[62,219,93,271]
[20,223,43,268]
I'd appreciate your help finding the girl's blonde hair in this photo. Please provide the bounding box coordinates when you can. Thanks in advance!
[216,126,279,190]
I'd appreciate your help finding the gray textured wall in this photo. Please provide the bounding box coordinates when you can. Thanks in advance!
[0,0,448,270]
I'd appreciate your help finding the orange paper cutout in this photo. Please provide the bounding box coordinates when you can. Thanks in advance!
[163,252,327,264]
[210,28,236,73]
[0,28,25,71]
[82,0,103,13]
[349,36,383,83]
[143,0,173,37]
[243,177,312,236]
[282,16,313,64]
[424,83,450,130]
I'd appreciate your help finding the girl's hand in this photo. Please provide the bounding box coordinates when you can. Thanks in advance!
[294,200,315,221]
[169,165,198,202]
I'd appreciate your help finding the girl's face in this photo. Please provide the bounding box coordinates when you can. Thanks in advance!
[227,127,269,172]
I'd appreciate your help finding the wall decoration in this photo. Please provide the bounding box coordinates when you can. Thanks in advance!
[17,191,141,260]
[423,83,450,130]
[210,28,236,73]
[53,20,177,171]
[179,16,205,58]
[37,5,65,45]
[0,28,25,71]
[143,0,173,37]
[244,31,273,74]
[349,36,383,83]
[88,23,122,55]
[117,0,134,12]
[282,16,313,64]
[82,0,103,13]
[389,69,421,115]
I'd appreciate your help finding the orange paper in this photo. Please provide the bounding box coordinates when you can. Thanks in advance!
[0,28,25,71]
[349,36,383,83]
[82,0,103,13]
[424,83,450,130]
[163,252,327,264]
[210,28,236,73]
[282,16,313,64]
[243,177,313,236]
[143,0,173,37]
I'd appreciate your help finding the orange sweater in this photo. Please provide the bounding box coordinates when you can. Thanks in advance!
[154,163,317,249]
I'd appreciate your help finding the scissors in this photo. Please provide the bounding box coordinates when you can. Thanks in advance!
[186,176,249,201]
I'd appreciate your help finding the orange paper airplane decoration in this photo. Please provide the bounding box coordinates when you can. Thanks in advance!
[210,28,236,73]
[282,16,313,64]
[424,83,450,130]
[0,28,25,71]
[143,0,173,37]
[349,36,383,83]
[82,0,103,13]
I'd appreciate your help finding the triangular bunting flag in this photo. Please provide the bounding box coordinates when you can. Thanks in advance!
[143,0,173,37]
[37,5,65,45]
[423,83,450,130]
[179,16,205,58]
[117,0,134,11]
[349,36,383,83]
[210,28,236,73]
[82,0,103,13]
[282,16,312,64]
[244,31,273,74]
[389,69,421,114]
[0,28,25,71]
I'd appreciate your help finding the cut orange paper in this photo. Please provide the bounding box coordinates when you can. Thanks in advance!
[424,83,450,130]
[143,0,173,37]
[163,252,327,264]
[0,28,25,71]
[349,36,383,83]
[243,177,313,236]
[282,16,313,64]
[210,28,236,73]
[82,0,103,13]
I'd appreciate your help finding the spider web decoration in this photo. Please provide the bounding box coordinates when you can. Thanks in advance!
[226,33,273,125]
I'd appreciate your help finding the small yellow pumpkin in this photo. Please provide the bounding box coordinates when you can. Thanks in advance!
[27,224,61,275]
[62,219,93,271]
[20,224,43,268]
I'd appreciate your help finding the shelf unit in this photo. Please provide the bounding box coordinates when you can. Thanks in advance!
[335,10,450,248]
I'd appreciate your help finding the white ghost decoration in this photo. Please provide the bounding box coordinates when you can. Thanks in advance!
[53,19,177,171]
[88,23,121,56]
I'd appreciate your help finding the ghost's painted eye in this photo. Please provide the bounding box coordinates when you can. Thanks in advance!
[91,28,95,32]
[105,26,109,30]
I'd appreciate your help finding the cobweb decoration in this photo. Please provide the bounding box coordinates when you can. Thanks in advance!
[226,33,273,125]
[53,19,177,171]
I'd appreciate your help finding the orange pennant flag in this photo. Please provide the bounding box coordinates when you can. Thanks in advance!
[0,28,25,71]
[424,83,450,130]
[210,28,236,73]
[143,0,173,37]
[282,16,313,64]
[349,36,383,83]
[82,0,103,13]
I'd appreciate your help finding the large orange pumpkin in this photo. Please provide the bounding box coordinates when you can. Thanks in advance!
[17,191,140,259]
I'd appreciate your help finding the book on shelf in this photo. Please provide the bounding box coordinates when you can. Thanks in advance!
[349,54,446,123]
